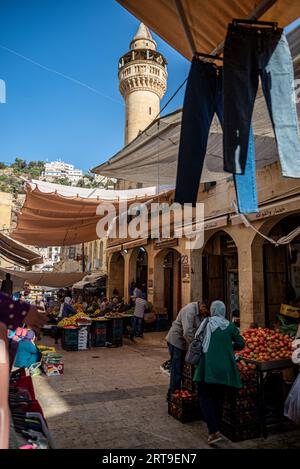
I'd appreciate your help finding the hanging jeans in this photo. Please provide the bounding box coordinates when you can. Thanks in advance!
[175,58,258,213]
[223,24,300,177]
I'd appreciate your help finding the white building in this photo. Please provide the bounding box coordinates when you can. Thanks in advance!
[32,246,61,272]
[43,160,83,183]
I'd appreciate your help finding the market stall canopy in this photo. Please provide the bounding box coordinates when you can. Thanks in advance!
[0,232,43,268]
[117,0,300,60]
[10,180,173,247]
[0,268,86,290]
[92,25,300,185]
[72,272,107,290]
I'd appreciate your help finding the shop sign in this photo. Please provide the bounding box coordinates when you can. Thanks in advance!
[231,195,300,225]
[148,279,153,288]
[154,238,178,249]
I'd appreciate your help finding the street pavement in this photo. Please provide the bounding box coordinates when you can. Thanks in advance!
[33,332,300,449]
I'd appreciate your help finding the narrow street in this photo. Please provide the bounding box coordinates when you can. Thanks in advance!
[34,333,300,449]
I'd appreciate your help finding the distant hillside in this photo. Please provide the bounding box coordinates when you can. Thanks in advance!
[0,158,115,196]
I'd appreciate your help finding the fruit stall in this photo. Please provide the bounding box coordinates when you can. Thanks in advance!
[166,327,299,442]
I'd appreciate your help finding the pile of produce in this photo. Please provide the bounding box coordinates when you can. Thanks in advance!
[105,311,124,319]
[57,312,90,327]
[91,316,109,321]
[236,328,293,362]
[172,390,196,401]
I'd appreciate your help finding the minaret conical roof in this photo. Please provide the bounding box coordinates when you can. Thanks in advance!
[133,23,153,41]
[130,22,157,50]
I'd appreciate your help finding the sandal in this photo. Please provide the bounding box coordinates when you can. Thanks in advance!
[207,433,223,445]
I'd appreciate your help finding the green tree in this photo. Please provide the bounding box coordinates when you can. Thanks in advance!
[0,162,7,169]
[11,157,26,173]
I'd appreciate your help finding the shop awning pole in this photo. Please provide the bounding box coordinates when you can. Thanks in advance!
[175,0,197,56]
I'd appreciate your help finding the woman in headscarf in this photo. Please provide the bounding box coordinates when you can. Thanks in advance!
[14,329,42,370]
[194,300,245,445]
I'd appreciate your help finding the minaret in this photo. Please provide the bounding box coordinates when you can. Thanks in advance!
[118,23,167,146]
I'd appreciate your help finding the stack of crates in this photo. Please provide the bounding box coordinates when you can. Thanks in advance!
[91,320,108,347]
[155,314,169,332]
[168,392,201,423]
[181,363,197,393]
[61,327,79,351]
[221,366,260,441]
[78,325,90,350]
[107,318,123,346]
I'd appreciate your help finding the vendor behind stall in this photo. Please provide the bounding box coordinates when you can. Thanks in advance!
[59,297,76,319]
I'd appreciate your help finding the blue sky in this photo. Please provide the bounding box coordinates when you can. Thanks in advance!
[0,0,189,172]
[0,2,299,173]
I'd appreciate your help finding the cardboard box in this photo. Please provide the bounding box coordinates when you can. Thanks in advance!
[43,362,64,376]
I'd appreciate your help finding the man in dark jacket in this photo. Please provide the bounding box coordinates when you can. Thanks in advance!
[166,300,209,399]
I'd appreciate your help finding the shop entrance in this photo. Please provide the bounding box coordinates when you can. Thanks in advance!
[109,252,125,298]
[154,248,181,322]
[202,231,239,320]
[263,215,300,327]
[136,248,148,298]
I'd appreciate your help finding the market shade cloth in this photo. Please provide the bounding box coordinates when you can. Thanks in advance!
[11,181,173,247]
[0,267,86,290]
[0,232,43,268]
[92,25,300,185]
[117,0,300,60]
[72,272,107,289]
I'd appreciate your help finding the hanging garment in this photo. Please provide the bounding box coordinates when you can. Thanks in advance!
[223,24,300,177]
[175,58,258,213]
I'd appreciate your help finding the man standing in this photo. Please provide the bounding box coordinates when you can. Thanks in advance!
[166,300,209,399]
[131,290,147,340]
[1,273,13,297]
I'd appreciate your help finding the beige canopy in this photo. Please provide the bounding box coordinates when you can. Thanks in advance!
[0,232,43,268]
[11,180,173,247]
[0,267,86,290]
[117,0,300,59]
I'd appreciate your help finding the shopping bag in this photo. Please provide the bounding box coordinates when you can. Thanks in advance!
[185,318,209,366]
[284,373,300,424]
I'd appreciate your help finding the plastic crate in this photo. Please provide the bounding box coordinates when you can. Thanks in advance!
[182,363,195,379]
[221,421,260,442]
[156,317,169,331]
[107,319,123,345]
[181,375,197,393]
[61,327,79,350]
[168,394,201,423]
[92,322,107,347]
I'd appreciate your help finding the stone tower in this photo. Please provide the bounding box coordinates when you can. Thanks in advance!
[118,23,167,145]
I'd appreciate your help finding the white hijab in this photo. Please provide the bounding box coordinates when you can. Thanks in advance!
[199,300,230,353]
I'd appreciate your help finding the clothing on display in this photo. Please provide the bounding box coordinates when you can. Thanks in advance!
[175,58,258,213]
[223,23,300,177]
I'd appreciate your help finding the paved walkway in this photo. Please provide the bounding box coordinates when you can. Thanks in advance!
[33,332,300,449]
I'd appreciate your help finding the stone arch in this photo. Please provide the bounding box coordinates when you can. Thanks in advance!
[128,247,148,298]
[201,230,239,320]
[108,252,125,298]
[251,211,300,327]
[153,248,182,322]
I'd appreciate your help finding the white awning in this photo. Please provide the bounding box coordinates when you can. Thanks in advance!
[72,272,107,290]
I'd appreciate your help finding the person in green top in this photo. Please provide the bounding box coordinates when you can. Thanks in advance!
[194,300,245,445]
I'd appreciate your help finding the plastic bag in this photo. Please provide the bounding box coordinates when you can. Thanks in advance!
[284,373,300,424]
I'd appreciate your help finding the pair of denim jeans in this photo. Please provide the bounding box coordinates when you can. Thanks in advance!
[175,59,258,213]
[223,24,300,177]
[167,342,185,398]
